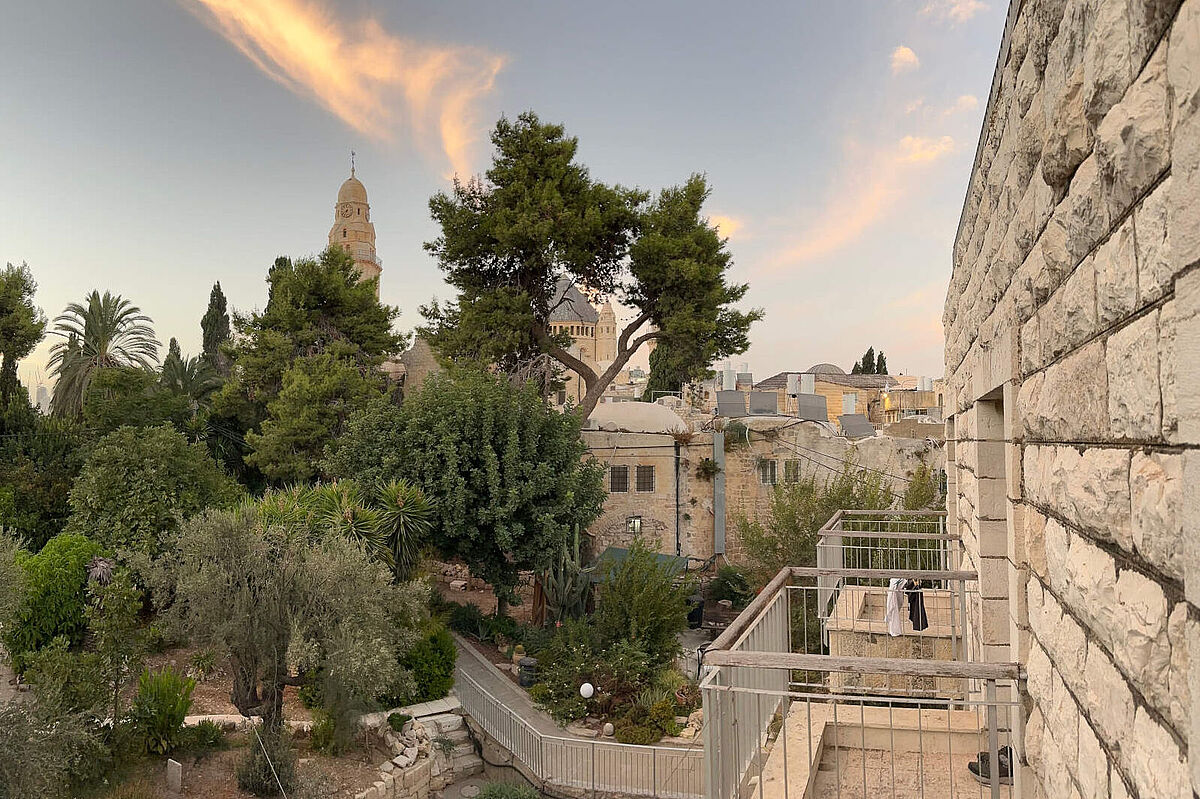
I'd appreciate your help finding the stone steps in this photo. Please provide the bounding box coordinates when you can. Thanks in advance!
[452,753,484,776]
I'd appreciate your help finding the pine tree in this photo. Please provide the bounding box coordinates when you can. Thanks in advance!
[875,351,887,375]
[200,282,231,375]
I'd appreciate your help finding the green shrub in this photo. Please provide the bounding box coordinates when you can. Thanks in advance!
[310,711,336,754]
[24,637,106,714]
[477,782,540,799]
[178,719,226,752]
[614,723,659,745]
[296,667,324,709]
[67,424,242,556]
[446,601,485,636]
[0,703,109,799]
[237,727,297,797]
[388,712,412,732]
[709,564,753,609]
[130,666,195,754]
[401,626,457,703]
[529,620,654,723]
[594,540,691,667]
[186,648,218,682]
[647,699,680,736]
[3,532,100,673]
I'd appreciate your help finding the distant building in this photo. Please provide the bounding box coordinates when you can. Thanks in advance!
[581,401,943,561]
[754,363,900,426]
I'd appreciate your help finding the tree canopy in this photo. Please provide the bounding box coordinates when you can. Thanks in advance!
[66,424,242,556]
[82,367,191,435]
[200,281,231,375]
[850,347,887,375]
[213,247,406,485]
[0,262,45,406]
[326,368,606,603]
[171,499,428,736]
[421,112,761,417]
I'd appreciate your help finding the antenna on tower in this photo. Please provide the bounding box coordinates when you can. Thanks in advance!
[350,149,356,177]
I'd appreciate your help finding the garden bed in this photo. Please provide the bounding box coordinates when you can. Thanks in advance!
[96,731,381,798]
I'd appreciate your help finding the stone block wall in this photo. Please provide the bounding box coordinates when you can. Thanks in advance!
[943,1,1200,797]
[584,419,942,563]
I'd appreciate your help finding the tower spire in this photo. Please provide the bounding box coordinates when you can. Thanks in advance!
[350,149,356,177]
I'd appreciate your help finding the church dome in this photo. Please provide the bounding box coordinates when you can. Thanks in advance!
[807,362,846,375]
[338,175,368,204]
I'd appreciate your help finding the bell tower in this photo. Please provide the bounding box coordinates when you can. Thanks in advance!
[328,155,382,287]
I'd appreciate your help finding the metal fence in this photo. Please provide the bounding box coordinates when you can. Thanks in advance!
[702,662,1020,799]
[455,667,706,799]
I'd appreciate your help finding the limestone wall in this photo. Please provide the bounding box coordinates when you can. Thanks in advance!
[943,1,1200,797]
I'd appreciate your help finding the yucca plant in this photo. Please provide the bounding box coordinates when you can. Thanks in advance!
[543,525,592,624]
[130,666,195,755]
[308,482,384,555]
[375,479,434,582]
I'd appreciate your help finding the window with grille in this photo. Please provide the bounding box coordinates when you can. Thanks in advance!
[627,516,642,534]
[784,459,801,483]
[758,459,777,485]
[635,465,655,493]
[610,465,629,493]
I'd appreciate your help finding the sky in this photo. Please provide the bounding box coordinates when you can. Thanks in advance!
[1,0,1006,390]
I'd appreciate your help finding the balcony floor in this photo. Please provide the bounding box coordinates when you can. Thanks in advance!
[755,703,1011,799]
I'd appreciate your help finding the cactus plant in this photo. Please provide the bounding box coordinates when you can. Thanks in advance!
[543,525,592,624]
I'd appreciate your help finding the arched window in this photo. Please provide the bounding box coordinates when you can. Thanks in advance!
[342,229,347,238]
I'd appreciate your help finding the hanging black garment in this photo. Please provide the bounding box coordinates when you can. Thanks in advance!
[906,581,929,632]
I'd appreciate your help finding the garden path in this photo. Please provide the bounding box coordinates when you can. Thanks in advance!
[452,633,561,737]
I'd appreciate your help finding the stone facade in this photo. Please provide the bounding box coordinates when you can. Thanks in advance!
[328,168,382,286]
[583,413,943,563]
[944,2,1200,797]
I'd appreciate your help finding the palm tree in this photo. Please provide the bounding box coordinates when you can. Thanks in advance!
[161,353,223,411]
[48,291,159,417]
[376,480,434,582]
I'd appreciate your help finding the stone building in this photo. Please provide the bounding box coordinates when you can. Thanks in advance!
[755,364,900,425]
[582,402,943,562]
[944,1,1199,797]
[547,279,628,406]
[328,166,382,287]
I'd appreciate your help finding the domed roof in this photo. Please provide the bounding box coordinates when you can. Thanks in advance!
[807,362,846,375]
[338,174,368,204]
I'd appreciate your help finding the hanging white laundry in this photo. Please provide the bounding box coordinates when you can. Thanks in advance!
[886,578,905,637]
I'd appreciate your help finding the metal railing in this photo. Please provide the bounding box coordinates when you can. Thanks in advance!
[455,667,706,799]
[702,513,1019,799]
[701,661,1019,799]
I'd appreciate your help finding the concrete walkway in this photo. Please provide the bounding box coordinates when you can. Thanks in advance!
[451,632,562,737]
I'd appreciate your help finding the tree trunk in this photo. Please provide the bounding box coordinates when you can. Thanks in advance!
[230,651,261,717]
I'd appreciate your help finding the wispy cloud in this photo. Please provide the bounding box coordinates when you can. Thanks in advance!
[769,134,956,268]
[942,94,979,116]
[185,0,504,177]
[891,46,920,74]
[905,98,926,115]
[709,214,744,239]
[898,135,955,162]
[921,0,988,23]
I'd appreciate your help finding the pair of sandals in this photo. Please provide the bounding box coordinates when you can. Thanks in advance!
[967,745,1014,785]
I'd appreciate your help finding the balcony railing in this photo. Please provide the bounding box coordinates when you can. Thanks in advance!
[701,511,1019,799]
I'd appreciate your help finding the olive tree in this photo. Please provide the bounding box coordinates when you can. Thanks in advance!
[171,496,427,738]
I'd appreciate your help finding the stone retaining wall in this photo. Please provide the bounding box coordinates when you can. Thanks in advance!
[944,1,1200,797]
